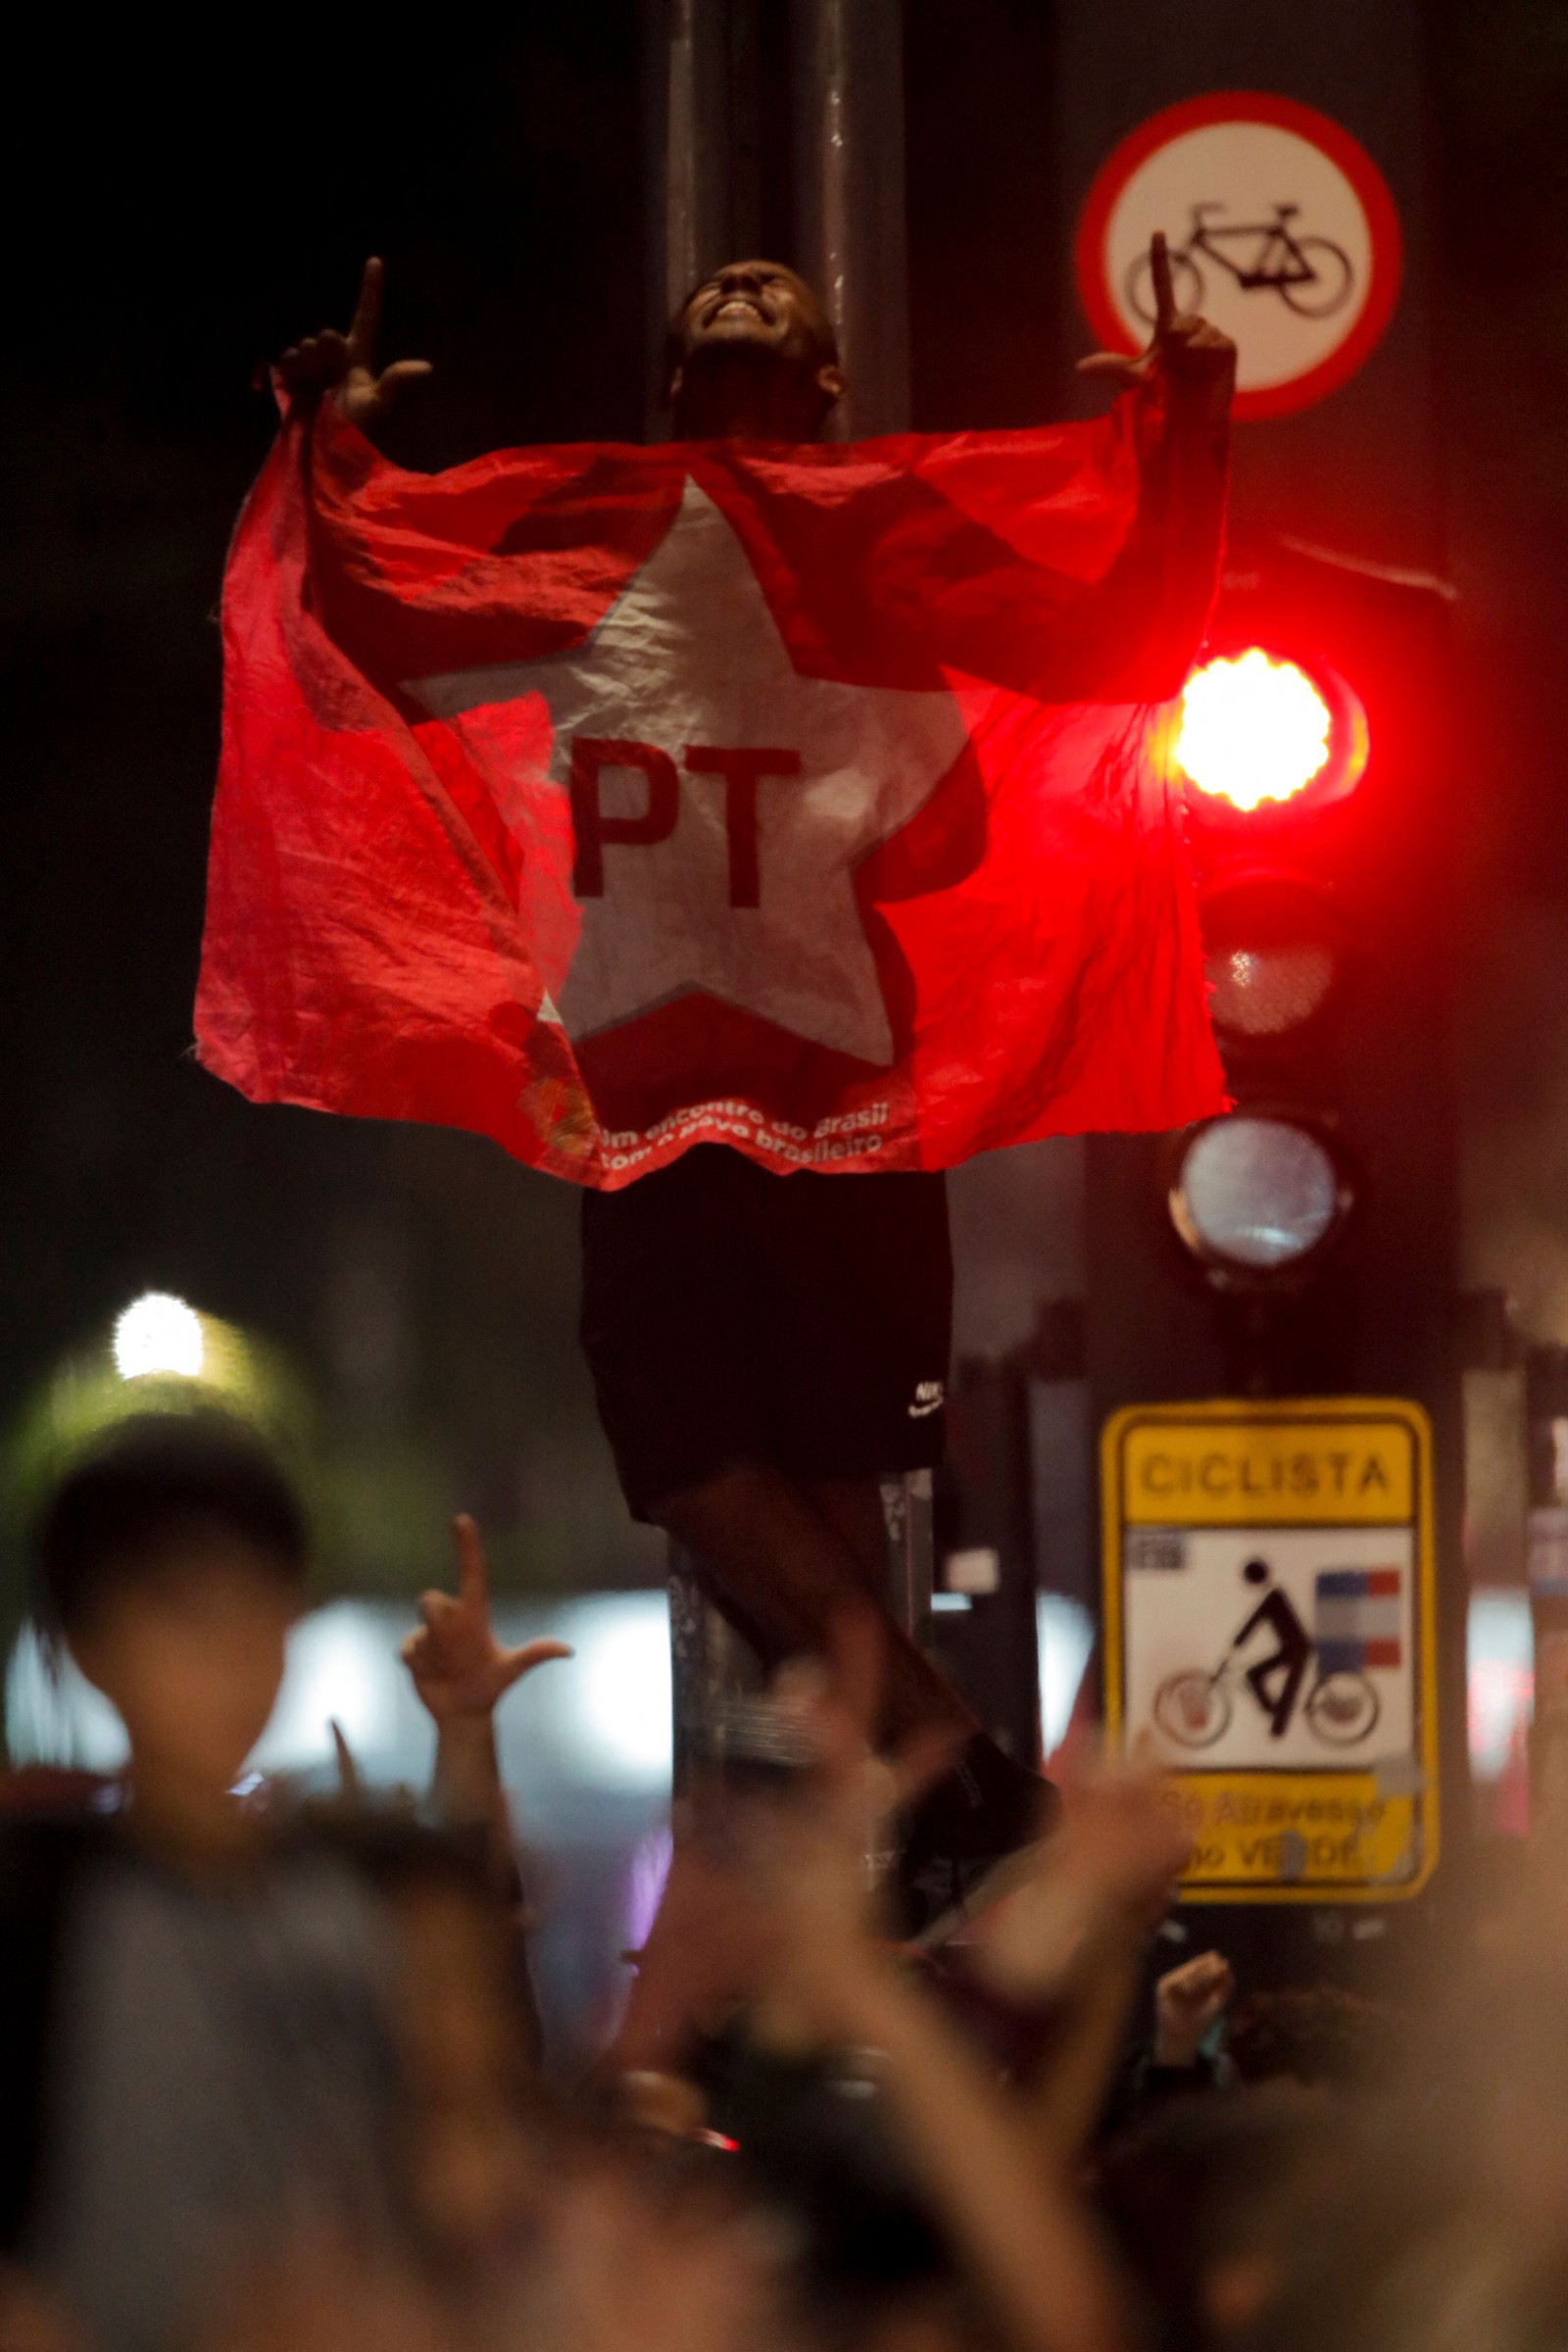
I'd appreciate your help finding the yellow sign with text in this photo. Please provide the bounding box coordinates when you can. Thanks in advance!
[1102,1400,1439,1903]
[1120,1416,1414,1526]
[1164,1771,1426,1893]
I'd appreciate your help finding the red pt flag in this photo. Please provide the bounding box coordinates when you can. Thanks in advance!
[196,400,1225,1187]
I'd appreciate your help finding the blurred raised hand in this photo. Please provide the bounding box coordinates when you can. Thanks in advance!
[612,1609,952,2077]
[957,1753,1194,2166]
[193,2241,453,2352]
[534,2164,781,2352]
[273,257,432,429]
[613,1623,1127,2352]
[972,1752,1193,2005]
[0,2263,85,2352]
[749,1626,1128,2352]
[402,1514,571,1727]
[763,1610,956,1942]
[1153,1947,1235,2068]
[404,1515,567,1931]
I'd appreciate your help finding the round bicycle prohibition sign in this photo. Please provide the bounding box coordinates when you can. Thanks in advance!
[1075,91,1402,420]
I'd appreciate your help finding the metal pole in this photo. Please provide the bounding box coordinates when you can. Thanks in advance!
[645,0,767,1777]
[790,0,909,439]
[881,1468,935,1646]
[664,0,726,308]
[643,0,733,432]
[793,0,931,1639]
[650,0,930,1794]
[667,1545,766,1788]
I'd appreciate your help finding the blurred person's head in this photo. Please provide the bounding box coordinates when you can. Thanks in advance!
[32,1412,308,1830]
[668,260,844,440]
[1232,1851,1568,2352]
[1096,2086,1333,2352]
[1227,1984,1396,2090]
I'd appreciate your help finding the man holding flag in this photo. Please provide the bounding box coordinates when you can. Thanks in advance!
[203,241,1233,1916]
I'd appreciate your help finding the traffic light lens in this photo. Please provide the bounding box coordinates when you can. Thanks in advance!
[1175,649,1333,811]
[1171,1115,1345,1271]
[1206,942,1337,1038]
[1198,871,1345,1043]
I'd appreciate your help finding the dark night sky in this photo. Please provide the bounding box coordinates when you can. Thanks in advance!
[3,2,1568,1598]
[0,11,656,1597]
[1425,1,1568,1334]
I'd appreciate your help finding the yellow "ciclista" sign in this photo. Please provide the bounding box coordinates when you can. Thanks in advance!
[1102,1399,1439,1903]
[1120,1420,1413,1525]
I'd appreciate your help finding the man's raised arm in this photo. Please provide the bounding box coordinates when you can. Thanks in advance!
[1071,230,1237,703]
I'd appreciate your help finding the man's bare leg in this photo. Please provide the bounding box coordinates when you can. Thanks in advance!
[652,1462,977,1747]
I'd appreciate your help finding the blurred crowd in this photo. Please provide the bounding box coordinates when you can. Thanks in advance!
[0,1410,1549,2352]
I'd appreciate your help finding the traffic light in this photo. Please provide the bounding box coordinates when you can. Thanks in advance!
[1087,536,1468,1968]
[1089,539,1455,1380]
[1158,624,1368,1302]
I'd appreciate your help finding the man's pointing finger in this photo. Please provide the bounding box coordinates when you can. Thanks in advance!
[347,255,384,364]
[1151,230,1176,338]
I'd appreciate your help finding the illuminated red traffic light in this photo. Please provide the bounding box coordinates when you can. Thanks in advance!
[1173,647,1368,817]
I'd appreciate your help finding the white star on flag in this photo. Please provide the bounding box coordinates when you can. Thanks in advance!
[407,478,968,1066]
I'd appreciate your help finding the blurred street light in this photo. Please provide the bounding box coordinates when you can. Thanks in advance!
[112,1292,205,1381]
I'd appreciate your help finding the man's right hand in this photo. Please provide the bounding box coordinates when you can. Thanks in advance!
[273,256,432,431]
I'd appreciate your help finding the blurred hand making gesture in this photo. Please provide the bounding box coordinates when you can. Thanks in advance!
[273,257,433,431]
[402,1514,571,1727]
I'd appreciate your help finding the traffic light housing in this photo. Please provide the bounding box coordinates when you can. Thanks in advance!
[1090,538,1457,1378]
[1086,537,1467,1965]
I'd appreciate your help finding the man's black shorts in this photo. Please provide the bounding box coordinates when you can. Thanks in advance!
[580,1146,952,1518]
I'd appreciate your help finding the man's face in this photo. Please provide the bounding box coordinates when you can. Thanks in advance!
[669,260,844,431]
[71,1539,296,1797]
[676,260,834,372]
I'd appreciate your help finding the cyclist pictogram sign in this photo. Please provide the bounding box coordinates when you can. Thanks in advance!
[1075,92,1402,420]
[1102,1399,1439,1901]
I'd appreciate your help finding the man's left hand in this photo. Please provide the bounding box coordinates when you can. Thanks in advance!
[1078,231,1236,412]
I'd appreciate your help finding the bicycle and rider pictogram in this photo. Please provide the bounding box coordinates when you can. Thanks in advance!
[1152,1557,1397,1751]
[1125,202,1354,326]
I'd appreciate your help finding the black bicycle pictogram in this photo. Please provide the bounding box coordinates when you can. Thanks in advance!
[1126,203,1354,325]
[1152,1558,1380,1750]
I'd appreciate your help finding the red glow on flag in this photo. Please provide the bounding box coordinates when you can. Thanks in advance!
[1174,649,1335,811]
